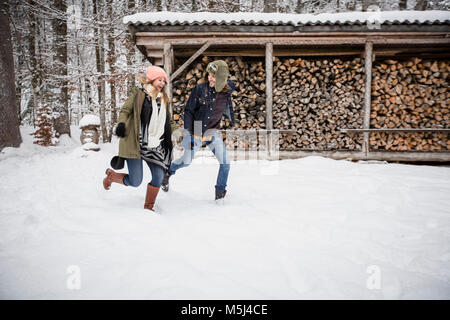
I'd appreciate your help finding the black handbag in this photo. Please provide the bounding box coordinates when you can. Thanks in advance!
[110,155,125,170]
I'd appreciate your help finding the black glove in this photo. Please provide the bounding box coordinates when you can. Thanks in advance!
[115,122,126,138]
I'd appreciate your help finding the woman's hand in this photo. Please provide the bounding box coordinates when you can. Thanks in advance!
[115,123,126,137]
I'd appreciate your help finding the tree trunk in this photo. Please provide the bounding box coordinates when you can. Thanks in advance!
[414,0,427,10]
[27,0,40,127]
[94,0,107,142]
[8,1,23,122]
[0,0,22,150]
[81,0,91,114]
[155,0,162,11]
[52,0,71,137]
[362,0,379,11]
[264,0,277,12]
[75,35,83,125]
[107,0,117,142]
[126,0,135,95]
[295,0,303,13]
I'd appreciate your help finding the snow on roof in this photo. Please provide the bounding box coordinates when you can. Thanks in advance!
[123,10,450,26]
[79,115,100,128]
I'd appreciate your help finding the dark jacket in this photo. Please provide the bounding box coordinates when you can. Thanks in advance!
[184,80,235,135]
[116,87,173,167]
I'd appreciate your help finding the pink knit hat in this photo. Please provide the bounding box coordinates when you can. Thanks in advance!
[146,66,168,82]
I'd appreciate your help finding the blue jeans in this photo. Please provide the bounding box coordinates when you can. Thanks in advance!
[169,134,230,191]
[123,158,165,188]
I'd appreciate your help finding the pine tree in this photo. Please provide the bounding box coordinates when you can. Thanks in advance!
[33,104,57,146]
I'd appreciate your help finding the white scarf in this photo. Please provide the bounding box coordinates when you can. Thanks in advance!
[144,84,166,148]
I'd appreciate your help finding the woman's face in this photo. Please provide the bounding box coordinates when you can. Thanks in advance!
[152,77,166,92]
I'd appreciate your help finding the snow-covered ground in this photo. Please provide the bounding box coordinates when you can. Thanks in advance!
[0,126,449,299]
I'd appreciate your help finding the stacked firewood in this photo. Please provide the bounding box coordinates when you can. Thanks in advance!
[171,55,448,152]
[273,57,365,151]
[171,56,365,151]
[370,58,450,151]
[171,56,266,150]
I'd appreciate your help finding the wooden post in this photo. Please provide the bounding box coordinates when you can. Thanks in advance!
[171,46,174,71]
[265,42,273,157]
[363,41,373,155]
[163,42,173,115]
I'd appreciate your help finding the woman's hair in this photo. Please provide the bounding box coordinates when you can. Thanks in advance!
[136,73,170,108]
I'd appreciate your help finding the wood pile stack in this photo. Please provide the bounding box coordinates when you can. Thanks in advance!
[370,58,449,151]
[170,55,448,152]
[172,56,266,150]
[273,57,365,151]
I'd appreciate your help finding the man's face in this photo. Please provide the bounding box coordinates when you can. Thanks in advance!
[208,73,216,88]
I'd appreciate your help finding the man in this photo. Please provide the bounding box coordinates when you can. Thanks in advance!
[162,60,235,201]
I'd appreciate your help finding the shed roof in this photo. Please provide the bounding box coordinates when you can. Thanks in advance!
[123,10,450,27]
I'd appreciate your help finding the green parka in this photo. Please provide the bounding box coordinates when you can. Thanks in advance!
[117,87,175,159]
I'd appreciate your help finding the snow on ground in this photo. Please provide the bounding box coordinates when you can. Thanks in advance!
[0,126,449,299]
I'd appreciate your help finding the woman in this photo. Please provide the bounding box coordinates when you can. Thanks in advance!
[103,66,173,212]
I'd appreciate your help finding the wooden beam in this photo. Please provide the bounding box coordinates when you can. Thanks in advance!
[170,41,211,81]
[135,32,450,38]
[176,49,364,57]
[273,150,450,162]
[341,128,450,133]
[136,37,450,46]
[146,48,163,57]
[226,150,450,162]
[136,38,164,46]
[173,44,449,58]
[163,42,173,115]
[141,37,367,46]
[363,41,373,155]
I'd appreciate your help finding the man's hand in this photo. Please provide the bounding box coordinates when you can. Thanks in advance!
[181,135,197,150]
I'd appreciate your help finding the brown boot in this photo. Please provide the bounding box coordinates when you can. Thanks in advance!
[144,184,160,211]
[103,169,127,190]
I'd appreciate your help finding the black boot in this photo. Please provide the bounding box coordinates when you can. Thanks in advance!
[215,187,227,201]
[161,171,171,192]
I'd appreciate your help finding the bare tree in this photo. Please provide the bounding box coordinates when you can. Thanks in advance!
[93,0,107,142]
[27,0,41,126]
[192,0,198,11]
[0,0,22,150]
[155,0,162,11]
[264,0,277,12]
[399,0,407,10]
[107,0,118,142]
[126,0,136,95]
[362,0,379,11]
[415,0,428,10]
